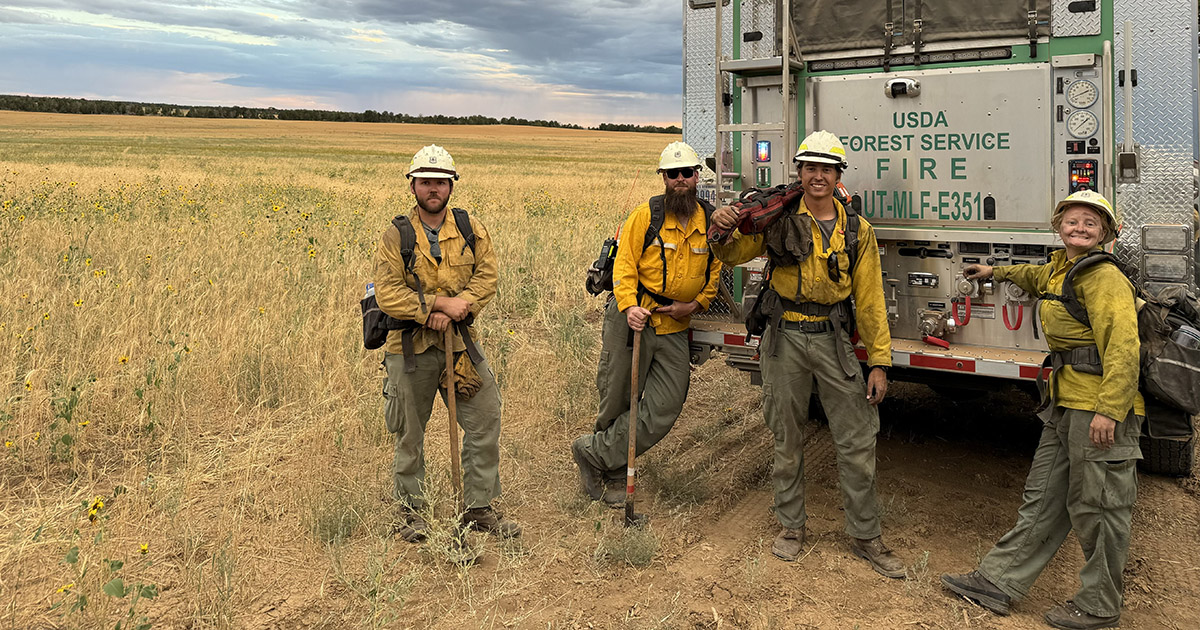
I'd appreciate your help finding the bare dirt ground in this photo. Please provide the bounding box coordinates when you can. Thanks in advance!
[241,363,1199,630]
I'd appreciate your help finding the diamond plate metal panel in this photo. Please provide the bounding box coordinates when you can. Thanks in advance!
[684,1,734,159]
[1111,0,1198,288]
[1051,0,1102,37]
[741,0,779,60]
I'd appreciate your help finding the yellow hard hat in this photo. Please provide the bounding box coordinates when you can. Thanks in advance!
[406,144,459,180]
[658,141,702,171]
[794,130,848,168]
[1053,189,1119,244]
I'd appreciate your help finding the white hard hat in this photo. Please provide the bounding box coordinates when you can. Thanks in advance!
[658,141,702,171]
[1053,189,1120,244]
[406,144,459,180]
[793,130,848,168]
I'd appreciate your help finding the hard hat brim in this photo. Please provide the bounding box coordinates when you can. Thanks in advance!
[406,168,458,180]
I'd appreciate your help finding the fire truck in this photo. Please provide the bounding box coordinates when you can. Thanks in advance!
[681,0,1199,474]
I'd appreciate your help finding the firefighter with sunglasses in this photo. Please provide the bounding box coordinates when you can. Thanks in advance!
[710,131,902,575]
[571,142,722,507]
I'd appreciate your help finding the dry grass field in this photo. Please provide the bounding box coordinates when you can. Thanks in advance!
[2,111,1198,630]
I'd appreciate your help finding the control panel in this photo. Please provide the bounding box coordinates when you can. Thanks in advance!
[1053,56,1106,199]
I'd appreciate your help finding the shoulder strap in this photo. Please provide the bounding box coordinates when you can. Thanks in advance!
[698,197,717,293]
[391,215,418,272]
[451,207,476,256]
[645,195,668,293]
[842,199,862,272]
[390,215,427,314]
[1051,251,1119,327]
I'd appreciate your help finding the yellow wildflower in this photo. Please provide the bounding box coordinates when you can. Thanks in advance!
[56,583,74,593]
[24,381,31,391]
[166,284,174,292]
[84,258,92,266]
[118,355,129,364]
[73,299,83,308]
[78,420,89,428]
[258,307,265,315]
[139,543,149,555]
[93,269,107,278]
[17,214,24,222]
[4,440,12,449]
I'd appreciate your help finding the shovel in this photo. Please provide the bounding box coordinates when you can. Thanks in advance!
[623,330,649,528]
[444,325,480,565]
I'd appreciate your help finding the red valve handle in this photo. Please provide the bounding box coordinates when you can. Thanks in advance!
[950,296,972,327]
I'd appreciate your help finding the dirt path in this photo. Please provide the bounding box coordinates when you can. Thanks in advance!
[419,380,1200,629]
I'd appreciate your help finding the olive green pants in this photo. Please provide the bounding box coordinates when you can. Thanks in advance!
[575,300,690,473]
[383,349,502,510]
[761,325,882,539]
[978,406,1142,619]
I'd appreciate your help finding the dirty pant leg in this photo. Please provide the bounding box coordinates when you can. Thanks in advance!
[579,329,690,472]
[385,349,504,510]
[1066,409,1140,619]
[761,327,816,530]
[384,350,442,509]
[449,359,503,510]
[978,420,1073,601]
[593,299,644,434]
[812,331,882,540]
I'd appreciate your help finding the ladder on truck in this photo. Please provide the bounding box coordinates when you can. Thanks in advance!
[711,0,803,203]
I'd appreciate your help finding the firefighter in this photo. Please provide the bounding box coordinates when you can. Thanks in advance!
[571,141,722,506]
[709,131,903,576]
[942,190,1140,630]
[374,144,520,542]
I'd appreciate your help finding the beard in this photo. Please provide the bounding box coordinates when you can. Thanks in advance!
[416,194,448,215]
[663,181,698,224]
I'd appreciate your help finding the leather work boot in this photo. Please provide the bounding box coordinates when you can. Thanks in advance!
[462,506,522,538]
[390,505,429,544]
[850,536,905,579]
[771,527,806,562]
[571,439,605,500]
[940,570,1011,615]
[602,477,626,508]
[1043,601,1120,630]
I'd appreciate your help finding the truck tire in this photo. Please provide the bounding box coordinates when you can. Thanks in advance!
[1138,435,1195,477]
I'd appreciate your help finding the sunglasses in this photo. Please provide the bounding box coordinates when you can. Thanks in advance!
[664,167,696,179]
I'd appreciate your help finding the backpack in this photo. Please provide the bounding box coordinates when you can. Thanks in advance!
[743,192,863,340]
[585,196,717,301]
[362,208,476,351]
[1043,251,1200,429]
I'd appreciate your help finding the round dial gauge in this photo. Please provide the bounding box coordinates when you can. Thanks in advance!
[1067,110,1099,138]
[1066,79,1098,108]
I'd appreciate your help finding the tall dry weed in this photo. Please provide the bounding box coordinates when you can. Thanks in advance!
[0,112,679,627]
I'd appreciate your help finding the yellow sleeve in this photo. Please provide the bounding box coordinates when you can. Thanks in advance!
[373,226,439,325]
[711,230,767,267]
[850,222,892,367]
[1081,266,1140,420]
[456,217,498,316]
[993,264,1046,296]
[613,205,651,312]
[696,251,723,310]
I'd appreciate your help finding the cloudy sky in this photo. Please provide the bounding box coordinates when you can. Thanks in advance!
[0,1,686,126]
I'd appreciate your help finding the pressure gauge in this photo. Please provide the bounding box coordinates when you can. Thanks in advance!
[1066,79,1098,109]
[1067,110,1099,138]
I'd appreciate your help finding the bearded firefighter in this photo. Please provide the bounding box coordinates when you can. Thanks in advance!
[571,141,722,506]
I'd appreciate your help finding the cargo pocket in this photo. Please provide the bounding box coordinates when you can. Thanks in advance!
[595,350,612,400]
[383,381,403,434]
[1081,459,1137,509]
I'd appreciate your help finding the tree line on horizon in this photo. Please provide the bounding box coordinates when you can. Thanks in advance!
[0,94,682,134]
